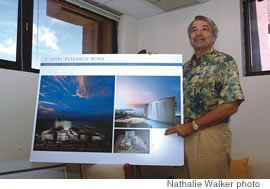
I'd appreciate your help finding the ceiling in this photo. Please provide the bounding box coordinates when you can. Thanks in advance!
[73,0,211,19]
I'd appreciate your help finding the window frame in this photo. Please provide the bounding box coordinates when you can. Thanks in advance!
[243,0,270,76]
[0,0,37,73]
[0,0,118,73]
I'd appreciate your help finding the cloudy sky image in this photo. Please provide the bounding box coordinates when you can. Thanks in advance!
[31,0,82,69]
[37,75,115,121]
[0,1,82,69]
[115,76,181,114]
[0,1,18,62]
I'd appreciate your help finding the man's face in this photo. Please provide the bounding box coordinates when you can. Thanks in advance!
[189,20,216,52]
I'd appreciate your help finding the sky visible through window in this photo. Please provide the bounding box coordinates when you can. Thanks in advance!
[0,1,18,62]
[32,0,83,69]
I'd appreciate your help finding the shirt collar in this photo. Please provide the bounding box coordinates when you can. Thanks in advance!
[191,48,215,65]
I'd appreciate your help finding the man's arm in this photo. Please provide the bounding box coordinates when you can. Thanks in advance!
[164,101,239,137]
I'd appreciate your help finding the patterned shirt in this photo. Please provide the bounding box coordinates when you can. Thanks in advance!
[183,48,245,123]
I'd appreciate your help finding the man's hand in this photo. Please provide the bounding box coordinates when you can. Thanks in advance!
[164,122,194,137]
[165,101,240,137]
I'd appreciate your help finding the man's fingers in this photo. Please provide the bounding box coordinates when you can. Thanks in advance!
[164,127,177,135]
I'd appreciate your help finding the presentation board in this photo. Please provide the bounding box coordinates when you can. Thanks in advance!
[30,54,184,166]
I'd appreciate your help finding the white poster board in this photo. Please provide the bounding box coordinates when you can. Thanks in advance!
[30,54,184,166]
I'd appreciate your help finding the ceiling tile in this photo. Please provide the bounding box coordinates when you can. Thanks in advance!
[105,0,163,19]
[87,0,211,19]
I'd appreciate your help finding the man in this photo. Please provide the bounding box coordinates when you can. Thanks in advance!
[165,16,245,179]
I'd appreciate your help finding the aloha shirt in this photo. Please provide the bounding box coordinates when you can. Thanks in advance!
[183,48,245,123]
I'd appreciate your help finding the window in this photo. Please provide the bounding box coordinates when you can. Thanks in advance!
[243,0,270,76]
[0,0,33,71]
[0,0,118,72]
[32,0,83,69]
[0,1,19,62]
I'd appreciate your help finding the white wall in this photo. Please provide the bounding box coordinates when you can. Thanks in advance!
[0,69,39,161]
[118,15,138,54]
[135,0,270,162]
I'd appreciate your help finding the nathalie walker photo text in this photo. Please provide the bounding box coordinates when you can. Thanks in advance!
[167,179,261,189]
